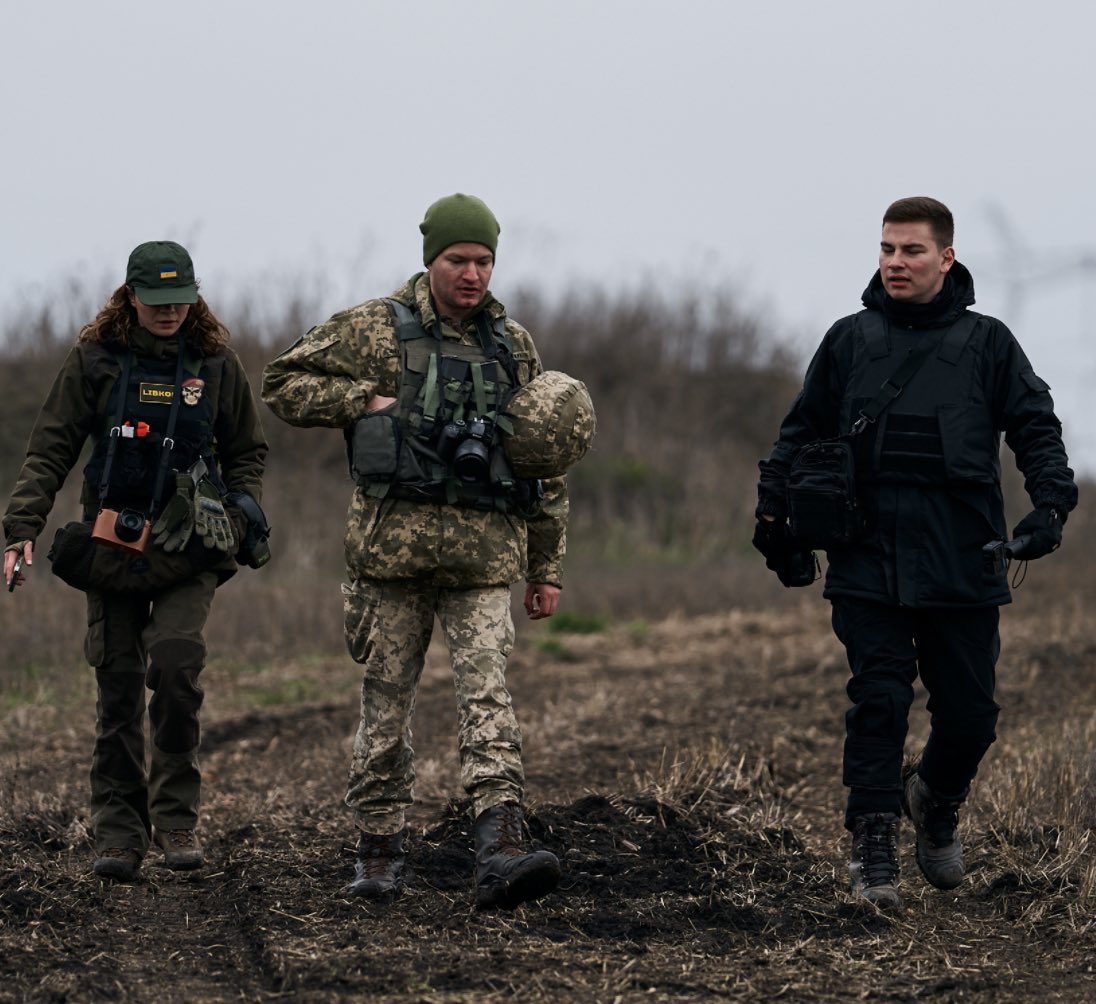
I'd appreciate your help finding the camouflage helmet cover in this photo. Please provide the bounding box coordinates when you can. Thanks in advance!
[502,370,596,479]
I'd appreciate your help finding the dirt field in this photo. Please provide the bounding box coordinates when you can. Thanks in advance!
[2,600,1095,1003]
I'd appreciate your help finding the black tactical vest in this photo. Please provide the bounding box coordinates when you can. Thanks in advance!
[83,343,221,513]
[839,310,999,486]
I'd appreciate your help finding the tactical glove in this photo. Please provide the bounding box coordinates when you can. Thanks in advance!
[193,478,237,553]
[752,519,818,588]
[1009,506,1063,561]
[150,471,196,552]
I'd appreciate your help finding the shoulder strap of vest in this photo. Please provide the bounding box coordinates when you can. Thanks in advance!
[857,310,890,360]
[936,311,979,365]
[474,312,521,386]
[858,308,979,366]
[385,298,433,342]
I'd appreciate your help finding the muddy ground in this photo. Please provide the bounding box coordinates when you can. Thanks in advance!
[2,602,1095,1003]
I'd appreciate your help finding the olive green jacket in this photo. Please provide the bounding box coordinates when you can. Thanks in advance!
[260,275,568,588]
[3,328,267,547]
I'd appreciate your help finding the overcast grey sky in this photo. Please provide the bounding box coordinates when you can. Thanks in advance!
[3,0,1094,472]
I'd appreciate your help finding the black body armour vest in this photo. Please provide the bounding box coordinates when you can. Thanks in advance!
[347,300,539,514]
[839,311,999,486]
[83,344,220,514]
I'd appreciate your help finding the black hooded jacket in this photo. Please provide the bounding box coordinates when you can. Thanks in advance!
[757,262,1077,607]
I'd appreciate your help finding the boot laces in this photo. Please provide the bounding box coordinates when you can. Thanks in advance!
[493,805,526,857]
[856,816,898,886]
[922,794,960,846]
[162,830,198,850]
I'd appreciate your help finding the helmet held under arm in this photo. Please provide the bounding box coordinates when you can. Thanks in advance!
[500,370,595,479]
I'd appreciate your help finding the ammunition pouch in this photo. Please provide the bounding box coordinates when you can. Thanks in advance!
[47,518,232,593]
[347,413,541,517]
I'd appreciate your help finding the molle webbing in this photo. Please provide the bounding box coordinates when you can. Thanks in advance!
[349,300,530,514]
[385,299,516,439]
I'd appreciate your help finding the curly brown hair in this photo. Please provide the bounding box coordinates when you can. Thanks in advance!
[78,284,230,354]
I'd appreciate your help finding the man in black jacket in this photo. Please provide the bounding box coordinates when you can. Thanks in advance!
[755,197,1077,908]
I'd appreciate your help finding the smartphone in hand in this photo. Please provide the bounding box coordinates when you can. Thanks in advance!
[8,555,23,592]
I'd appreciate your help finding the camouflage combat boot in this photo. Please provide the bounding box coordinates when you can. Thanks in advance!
[473,802,561,911]
[346,829,406,901]
[153,829,205,871]
[93,847,142,882]
[849,813,901,909]
[903,773,965,890]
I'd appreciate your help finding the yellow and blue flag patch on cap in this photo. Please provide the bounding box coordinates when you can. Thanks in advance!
[159,265,178,280]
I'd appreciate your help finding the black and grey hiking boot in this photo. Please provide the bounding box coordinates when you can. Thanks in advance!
[903,773,965,890]
[346,829,406,901]
[849,812,902,909]
[473,803,561,911]
[93,847,142,882]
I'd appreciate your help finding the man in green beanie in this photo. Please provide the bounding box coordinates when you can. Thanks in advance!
[261,194,567,910]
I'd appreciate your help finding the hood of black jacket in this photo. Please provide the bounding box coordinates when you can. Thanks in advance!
[861,260,976,329]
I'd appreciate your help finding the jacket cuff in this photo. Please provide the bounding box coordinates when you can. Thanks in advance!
[1033,496,1075,524]
[755,497,787,521]
[5,526,38,549]
[526,561,563,589]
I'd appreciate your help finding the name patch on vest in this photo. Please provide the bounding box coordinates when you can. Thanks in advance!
[139,383,176,404]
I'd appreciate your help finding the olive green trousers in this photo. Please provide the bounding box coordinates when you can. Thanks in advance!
[85,572,217,854]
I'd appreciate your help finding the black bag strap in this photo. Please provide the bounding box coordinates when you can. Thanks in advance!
[849,325,949,436]
[147,336,189,518]
[849,339,938,435]
[96,350,135,503]
[850,313,979,435]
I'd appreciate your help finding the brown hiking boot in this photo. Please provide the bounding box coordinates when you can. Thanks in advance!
[153,829,205,871]
[473,802,560,911]
[346,829,406,901]
[93,847,142,882]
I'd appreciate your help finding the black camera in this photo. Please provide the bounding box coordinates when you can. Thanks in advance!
[91,507,150,554]
[437,418,495,483]
[982,535,1032,576]
[436,419,468,461]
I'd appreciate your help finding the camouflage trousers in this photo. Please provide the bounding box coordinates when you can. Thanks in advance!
[85,571,217,854]
[342,578,524,835]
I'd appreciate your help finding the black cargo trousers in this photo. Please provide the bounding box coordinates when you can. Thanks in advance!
[85,571,218,855]
[831,597,1001,829]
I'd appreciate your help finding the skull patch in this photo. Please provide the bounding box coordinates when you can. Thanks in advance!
[181,378,205,406]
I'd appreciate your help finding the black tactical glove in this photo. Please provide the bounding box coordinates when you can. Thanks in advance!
[1009,506,1063,561]
[752,519,818,588]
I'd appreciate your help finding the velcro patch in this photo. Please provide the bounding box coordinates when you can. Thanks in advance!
[139,383,175,404]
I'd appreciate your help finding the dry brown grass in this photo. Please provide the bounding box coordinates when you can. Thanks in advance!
[2,282,1094,1001]
[2,602,1095,1001]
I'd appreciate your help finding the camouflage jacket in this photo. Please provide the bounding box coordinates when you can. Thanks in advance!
[3,328,268,547]
[261,274,568,588]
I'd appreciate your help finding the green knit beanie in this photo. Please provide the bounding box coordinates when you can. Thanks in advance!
[420,193,501,265]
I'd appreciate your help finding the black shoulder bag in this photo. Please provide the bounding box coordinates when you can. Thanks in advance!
[786,332,943,549]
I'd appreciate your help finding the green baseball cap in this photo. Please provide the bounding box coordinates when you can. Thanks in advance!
[126,240,198,305]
